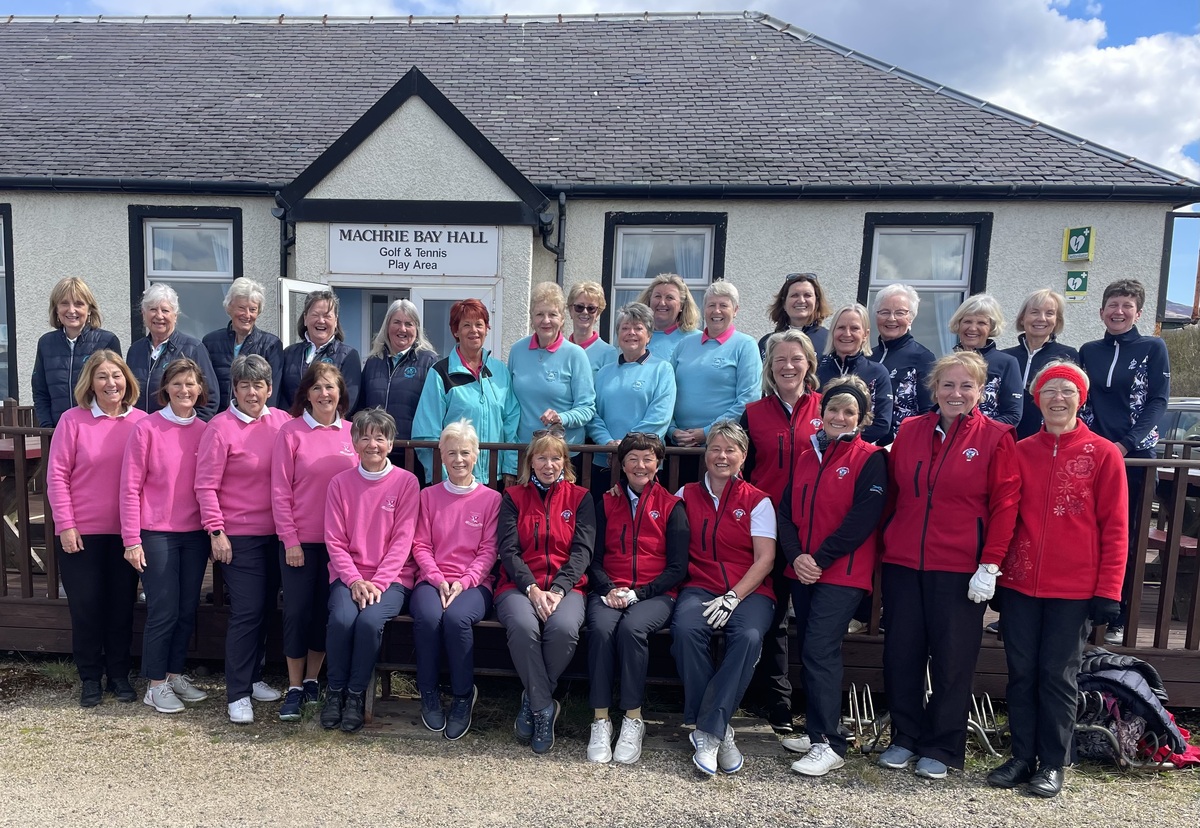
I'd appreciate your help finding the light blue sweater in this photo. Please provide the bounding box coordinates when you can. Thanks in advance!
[586,353,677,467]
[508,334,597,447]
[649,328,700,361]
[670,328,762,435]
[574,335,618,377]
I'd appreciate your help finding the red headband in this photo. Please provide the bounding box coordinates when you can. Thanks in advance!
[1033,364,1087,407]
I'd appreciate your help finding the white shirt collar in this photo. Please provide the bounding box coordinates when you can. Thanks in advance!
[230,403,271,424]
[443,478,479,495]
[302,410,343,430]
[90,401,133,419]
[358,461,393,481]
[158,406,196,426]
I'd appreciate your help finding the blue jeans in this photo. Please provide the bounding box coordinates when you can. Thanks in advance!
[219,534,279,703]
[670,588,774,737]
[325,581,409,694]
[139,530,210,681]
[410,581,492,697]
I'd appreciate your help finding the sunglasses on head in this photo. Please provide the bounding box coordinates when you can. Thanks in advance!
[572,303,599,315]
[532,424,567,439]
[785,272,819,284]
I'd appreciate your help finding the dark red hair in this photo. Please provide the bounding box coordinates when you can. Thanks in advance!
[449,299,490,338]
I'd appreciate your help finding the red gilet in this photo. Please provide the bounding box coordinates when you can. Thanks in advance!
[744,392,823,504]
[495,481,590,597]
[882,410,1020,573]
[787,436,883,591]
[1000,421,1128,601]
[681,476,774,598]
[602,481,680,595]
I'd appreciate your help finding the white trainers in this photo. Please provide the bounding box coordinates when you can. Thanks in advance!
[613,717,645,765]
[167,674,208,702]
[586,719,614,763]
[143,683,185,714]
[251,681,281,702]
[791,742,845,776]
[717,725,744,774]
[782,733,813,754]
[690,728,719,776]
[228,697,254,724]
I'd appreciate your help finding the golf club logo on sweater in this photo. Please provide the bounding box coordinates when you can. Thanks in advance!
[963,448,979,461]
[733,509,746,520]
[382,497,397,512]
[340,442,354,456]
[465,513,483,527]
[560,510,573,521]
[837,466,850,478]
[649,510,660,519]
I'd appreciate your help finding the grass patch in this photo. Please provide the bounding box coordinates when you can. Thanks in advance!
[34,659,76,687]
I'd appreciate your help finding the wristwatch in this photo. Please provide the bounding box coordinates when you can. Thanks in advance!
[982,564,1000,576]
[549,585,566,597]
[210,529,223,538]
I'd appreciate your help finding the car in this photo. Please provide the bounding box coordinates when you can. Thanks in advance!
[1157,397,1200,459]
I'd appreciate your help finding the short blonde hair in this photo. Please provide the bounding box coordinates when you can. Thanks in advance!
[927,351,988,393]
[949,293,1004,339]
[49,277,103,330]
[635,273,700,333]
[518,431,575,485]
[762,329,819,396]
[73,350,139,409]
[567,281,607,314]
[1014,289,1066,336]
[821,375,874,429]
[439,418,480,454]
[529,282,567,330]
[706,419,749,454]
[827,304,873,356]
[703,280,740,308]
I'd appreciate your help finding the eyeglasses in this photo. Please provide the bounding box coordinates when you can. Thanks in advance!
[785,272,818,284]
[875,309,911,319]
[572,303,599,315]
[532,424,567,439]
[1038,388,1079,399]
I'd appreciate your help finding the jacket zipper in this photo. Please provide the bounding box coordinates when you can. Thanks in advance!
[707,486,733,592]
[620,524,630,586]
[1030,435,1059,592]
[918,417,963,571]
[1105,341,1120,387]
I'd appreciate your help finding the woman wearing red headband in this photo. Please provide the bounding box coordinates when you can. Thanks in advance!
[987,361,1127,798]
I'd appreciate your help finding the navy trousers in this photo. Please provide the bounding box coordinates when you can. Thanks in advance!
[325,581,409,694]
[279,542,330,659]
[409,581,492,697]
[586,592,674,711]
[139,530,209,681]
[219,534,279,703]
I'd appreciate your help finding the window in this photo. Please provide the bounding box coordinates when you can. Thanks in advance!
[0,205,11,400]
[859,213,992,356]
[129,207,242,342]
[601,212,727,337]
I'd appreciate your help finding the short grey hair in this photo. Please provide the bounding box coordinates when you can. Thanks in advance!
[370,299,436,358]
[706,418,749,454]
[223,277,267,313]
[873,283,921,317]
[351,407,397,444]
[230,354,273,387]
[614,302,654,335]
[828,303,873,357]
[439,418,480,453]
[703,280,740,308]
[949,293,1005,338]
[141,283,180,313]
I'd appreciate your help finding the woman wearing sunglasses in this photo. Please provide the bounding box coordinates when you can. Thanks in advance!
[585,432,688,765]
[567,281,617,377]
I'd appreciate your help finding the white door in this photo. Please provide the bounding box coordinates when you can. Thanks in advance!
[410,283,501,358]
[279,277,326,347]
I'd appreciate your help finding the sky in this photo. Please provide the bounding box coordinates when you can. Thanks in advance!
[6,0,1200,304]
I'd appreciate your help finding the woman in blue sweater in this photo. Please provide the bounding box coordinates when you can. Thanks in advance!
[949,293,1023,427]
[1001,289,1079,440]
[32,277,122,427]
[816,304,893,445]
[636,273,701,360]
[358,299,438,480]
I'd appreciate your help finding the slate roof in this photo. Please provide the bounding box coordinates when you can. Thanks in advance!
[0,12,1193,191]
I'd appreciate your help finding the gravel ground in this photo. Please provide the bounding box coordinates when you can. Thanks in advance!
[1,663,1197,828]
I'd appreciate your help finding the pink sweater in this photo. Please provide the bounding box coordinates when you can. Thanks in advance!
[412,482,501,591]
[271,415,358,548]
[325,465,421,589]
[48,405,148,536]
[120,411,208,546]
[195,407,293,536]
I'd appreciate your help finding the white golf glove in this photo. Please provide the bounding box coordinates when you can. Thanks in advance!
[701,590,741,629]
[967,564,1000,603]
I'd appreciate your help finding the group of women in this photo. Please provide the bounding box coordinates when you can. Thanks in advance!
[38,270,1141,793]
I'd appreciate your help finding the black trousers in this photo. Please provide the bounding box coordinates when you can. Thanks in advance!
[881,564,985,769]
[1117,464,1147,626]
[998,588,1090,768]
[56,534,139,683]
[793,580,864,757]
[585,592,675,711]
[220,535,279,703]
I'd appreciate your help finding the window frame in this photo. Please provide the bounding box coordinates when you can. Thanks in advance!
[600,211,728,338]
[0,204,15,402]
[128,205,243,339]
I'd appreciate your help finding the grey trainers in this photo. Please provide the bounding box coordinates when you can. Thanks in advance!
[143,683,185,714]
[878,743,916,769]
[717,725,744,774]
[167,674,207,703]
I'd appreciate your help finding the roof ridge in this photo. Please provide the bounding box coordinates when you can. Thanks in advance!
[0,10,754,25]
[751,12,1200,188]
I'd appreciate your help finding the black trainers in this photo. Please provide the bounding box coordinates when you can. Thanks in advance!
[767,702,794,734]
[107,675,137,703]
[445,686,478,741]
[80,679,103,708]
[531,700,560,755]
[341,691,366,733]
[320,688,345,730]
[420,689,446,732]
[514,691,533,744]
[302,679,320,706]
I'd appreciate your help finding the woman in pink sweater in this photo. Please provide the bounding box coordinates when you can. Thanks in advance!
[48,350,147,708]
[271,362,358,722]
[318,408,420,733]
[120,358,211,714]
[195,354,292,725]
[410,419,501,740]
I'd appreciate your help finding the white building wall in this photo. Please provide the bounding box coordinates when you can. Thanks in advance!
[0,190,278,404]
[560,199,1170,348]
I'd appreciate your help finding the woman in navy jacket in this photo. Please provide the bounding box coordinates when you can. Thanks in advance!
[949,293,1023,427]
[32,277,122,427]
[868,283,936,444]
[1000,289,1079,440]
[202,277,283,413]
[816,304,893,445]
[757,272,830,359]
[358,299,438,479]
[277,289,362,413]
[125,284,220,421]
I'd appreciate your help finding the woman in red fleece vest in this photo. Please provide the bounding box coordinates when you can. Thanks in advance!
[986,361,1127,798]
[878,351,1021,779]
[495,427,596,756]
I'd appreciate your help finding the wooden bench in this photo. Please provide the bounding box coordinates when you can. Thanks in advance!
[1147,528,1199,622]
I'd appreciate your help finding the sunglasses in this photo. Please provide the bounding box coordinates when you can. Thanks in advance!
[785,272,819,284]
[532,424,567,439]
[572,303,600,315]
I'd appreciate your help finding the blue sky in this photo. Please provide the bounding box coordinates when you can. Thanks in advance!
[5,0,1199,303]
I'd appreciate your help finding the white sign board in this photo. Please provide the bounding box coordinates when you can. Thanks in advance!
[329,224,500,276]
